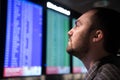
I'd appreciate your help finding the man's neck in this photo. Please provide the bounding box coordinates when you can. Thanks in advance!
[81,51,109,70]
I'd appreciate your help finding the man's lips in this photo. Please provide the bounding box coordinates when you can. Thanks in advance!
[68,38,72,42]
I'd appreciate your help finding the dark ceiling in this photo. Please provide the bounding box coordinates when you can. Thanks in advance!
[51,0,120,14]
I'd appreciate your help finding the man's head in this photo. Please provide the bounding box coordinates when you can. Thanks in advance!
[66,7,120,59]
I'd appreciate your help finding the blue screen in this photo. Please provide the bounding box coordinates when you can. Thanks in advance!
[4,0,43,77]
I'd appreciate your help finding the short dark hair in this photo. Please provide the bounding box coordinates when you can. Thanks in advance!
[90,7,120,54]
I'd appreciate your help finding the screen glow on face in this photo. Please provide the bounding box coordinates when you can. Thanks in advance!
[4,0,43,77]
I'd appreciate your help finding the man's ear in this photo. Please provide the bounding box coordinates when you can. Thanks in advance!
[93,30,103,42]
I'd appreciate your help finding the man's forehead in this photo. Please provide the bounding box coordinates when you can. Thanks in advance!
[77,10,96,21]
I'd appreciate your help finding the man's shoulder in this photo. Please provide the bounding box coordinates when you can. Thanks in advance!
[93,55,120,80]
[99,63,120,72]
[100,55,120,67]
[95,61,120,80]
[98,55,120,74]
[85,55,120,80]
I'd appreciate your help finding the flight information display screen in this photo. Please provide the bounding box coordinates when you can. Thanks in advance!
[4,0,43,77]
[72,18,87,73]
[46,9,70,74]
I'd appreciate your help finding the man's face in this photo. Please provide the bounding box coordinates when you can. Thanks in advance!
[66,10,95,58]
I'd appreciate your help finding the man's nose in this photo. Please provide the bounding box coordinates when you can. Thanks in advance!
[68,29,73,36]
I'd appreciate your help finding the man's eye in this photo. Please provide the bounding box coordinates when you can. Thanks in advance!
[75,22,80,27]
[77,22,79,26]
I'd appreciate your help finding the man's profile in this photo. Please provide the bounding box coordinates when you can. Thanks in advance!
[66,7,120,80]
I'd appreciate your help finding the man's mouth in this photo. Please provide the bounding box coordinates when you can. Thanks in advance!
[68,39,71,42]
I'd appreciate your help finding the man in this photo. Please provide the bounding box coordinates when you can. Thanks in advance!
[66,7,120,80]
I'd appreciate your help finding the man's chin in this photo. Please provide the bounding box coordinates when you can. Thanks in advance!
[66,47,74,55]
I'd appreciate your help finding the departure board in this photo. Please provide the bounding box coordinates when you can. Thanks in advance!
[4,0,43,77]
[72,18,87,73]
[46,9,70,74]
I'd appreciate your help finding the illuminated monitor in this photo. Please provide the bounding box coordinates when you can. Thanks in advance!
[46,9,70,74]
[72,18,87,73]
[4,0,43,77]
